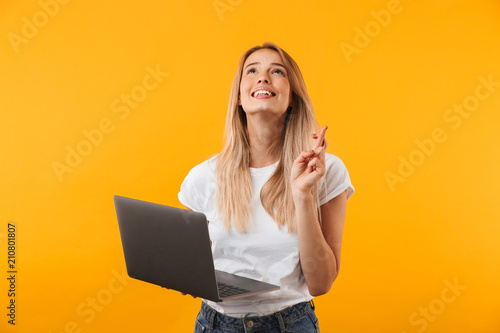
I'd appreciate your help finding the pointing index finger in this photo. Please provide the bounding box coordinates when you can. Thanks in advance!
[312,125,328,150]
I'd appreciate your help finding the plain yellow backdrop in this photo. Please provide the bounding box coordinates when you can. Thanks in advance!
[1,0,499,332]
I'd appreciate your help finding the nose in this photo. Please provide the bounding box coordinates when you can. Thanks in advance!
[258,74,270,84]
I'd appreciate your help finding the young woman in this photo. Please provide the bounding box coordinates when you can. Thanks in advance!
[178,42,354,332]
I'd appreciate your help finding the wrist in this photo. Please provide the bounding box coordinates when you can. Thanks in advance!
[292,190,314,205]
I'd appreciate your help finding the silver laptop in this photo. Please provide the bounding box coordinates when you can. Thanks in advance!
[114,195,280,302]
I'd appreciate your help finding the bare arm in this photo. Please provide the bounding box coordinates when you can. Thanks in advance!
[290,125,349,296]
[294,189,347,296]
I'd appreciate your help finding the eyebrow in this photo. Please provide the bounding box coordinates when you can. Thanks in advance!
[244,62,286,70]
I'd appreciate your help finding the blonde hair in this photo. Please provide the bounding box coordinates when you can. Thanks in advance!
[215,42,321,233]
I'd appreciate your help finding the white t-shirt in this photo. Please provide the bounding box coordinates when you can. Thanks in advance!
[178,152,354,317]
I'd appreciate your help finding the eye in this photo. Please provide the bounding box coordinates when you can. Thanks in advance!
[272,68,285,75]
[246,68,257,74]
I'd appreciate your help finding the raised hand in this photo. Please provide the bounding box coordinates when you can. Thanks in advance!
[290,125,328,197]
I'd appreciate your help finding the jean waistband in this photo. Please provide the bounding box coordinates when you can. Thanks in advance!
[199,300,315,331]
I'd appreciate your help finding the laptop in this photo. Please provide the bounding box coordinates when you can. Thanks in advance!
[114,195,280,302]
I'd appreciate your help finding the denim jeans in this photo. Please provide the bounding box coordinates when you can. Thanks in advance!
[194,300,320,332]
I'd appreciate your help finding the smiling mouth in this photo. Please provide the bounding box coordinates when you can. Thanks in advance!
[251,89,276,97]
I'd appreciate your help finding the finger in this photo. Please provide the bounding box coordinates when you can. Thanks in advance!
[312,126,328,150]
[310,146,325,160]
[308,156,326,175]
[318,126,327,147]
[307,157,318,173]
[294,150,315,164]
[308,156,319,168]
[311,134,318,148]
[314,145,325,158]
[309,146,326,164]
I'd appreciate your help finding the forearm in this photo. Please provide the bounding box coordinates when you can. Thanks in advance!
[294,192,338,296]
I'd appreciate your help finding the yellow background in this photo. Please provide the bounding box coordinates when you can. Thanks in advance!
[1,0,499,332]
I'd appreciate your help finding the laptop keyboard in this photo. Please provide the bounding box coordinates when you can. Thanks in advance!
[217,282,251,297]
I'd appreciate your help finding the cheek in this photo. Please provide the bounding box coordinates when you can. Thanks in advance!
[278,79,290,95]
[240,79,251,93]
[239,84,250,105]
[282,83,292,103]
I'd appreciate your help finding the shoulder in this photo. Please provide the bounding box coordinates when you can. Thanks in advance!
[324,152,349,172]
[184,154,218,180]
[180,154,219,193]
[319,152,354,204]
[178,154,219,211]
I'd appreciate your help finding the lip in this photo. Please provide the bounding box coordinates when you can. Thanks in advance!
[251,87,276,98]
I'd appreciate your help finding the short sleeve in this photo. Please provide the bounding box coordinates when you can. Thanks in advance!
[178,158,216,213]
[318,153,355,206]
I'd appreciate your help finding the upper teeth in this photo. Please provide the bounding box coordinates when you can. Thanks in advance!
[254,90,273,96]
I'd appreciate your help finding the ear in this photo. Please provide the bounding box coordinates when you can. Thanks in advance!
[238,94,241,106]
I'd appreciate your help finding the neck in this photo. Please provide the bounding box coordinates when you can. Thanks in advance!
[246,112,285,168]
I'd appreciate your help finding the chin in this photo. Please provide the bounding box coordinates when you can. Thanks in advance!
[243,105,287,115]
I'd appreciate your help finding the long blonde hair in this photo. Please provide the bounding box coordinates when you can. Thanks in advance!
[215,42,321,233]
